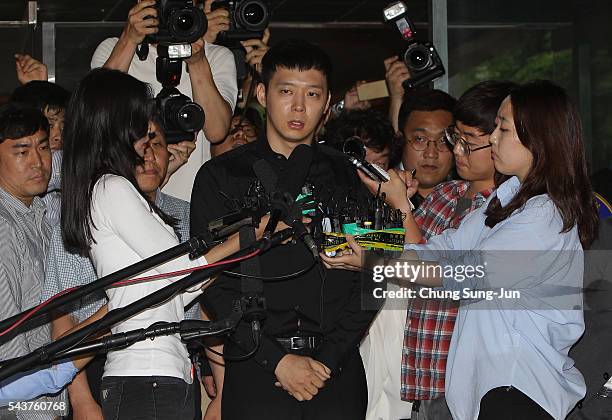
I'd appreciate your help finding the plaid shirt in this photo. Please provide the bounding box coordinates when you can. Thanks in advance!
[400,180,494,401]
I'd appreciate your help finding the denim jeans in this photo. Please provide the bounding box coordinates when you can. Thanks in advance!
[100,376,194,420]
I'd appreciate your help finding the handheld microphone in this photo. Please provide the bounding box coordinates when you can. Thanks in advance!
[342,136,390,183]
[291,218,320,261]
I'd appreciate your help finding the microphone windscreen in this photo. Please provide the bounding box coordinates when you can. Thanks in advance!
[252,159,277,194]
[277,144,313,199]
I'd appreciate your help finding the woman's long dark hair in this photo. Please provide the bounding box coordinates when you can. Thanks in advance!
[484,80,599,248]
[61,68,174,256]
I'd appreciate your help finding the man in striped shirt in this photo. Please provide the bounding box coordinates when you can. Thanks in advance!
[10,78,71,228]
[0,104,67,419]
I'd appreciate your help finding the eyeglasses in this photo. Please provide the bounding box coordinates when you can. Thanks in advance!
[444,126,492,156]
[230,123,257,139]
[407,135,451,152]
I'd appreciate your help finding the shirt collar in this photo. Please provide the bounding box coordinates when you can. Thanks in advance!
[0,185,46,216]
[473,185,495,202]
[453,181,469,197]
[154,189,163,207]
[452,181,494,200]
[255,133,320,164]
[496,176,521,207]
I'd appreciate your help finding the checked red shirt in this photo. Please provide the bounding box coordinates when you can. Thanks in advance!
[400,180,494,401]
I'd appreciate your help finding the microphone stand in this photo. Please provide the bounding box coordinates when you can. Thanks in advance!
[0,228,293,382]
[26,312,242,365]
[0,232,216,339]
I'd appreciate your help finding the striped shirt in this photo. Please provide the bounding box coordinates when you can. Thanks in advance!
[41,190,197,323]
[40,150,62,227]
[0,186,66,419]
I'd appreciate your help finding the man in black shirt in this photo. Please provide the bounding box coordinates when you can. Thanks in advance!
[190,39,376,419]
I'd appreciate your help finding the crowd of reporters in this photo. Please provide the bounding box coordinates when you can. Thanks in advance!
[0,1,611,420]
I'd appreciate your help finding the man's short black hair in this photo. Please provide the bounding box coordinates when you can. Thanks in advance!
[398,88,456,132]
[454,80,517,134]
[261,39,333,90]
[0,103,49,144]
[324,109,402,167]
[10,80,70,113]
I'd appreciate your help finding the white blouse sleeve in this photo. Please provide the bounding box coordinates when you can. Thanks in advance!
[92,176,208,284]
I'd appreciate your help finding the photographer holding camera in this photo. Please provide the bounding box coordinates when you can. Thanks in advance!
[385,55,411,132]
[383,1,445,133]
[91,0,238,202]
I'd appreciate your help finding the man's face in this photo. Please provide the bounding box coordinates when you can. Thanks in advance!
[44,106,65,151]
[134,122,169,197]
[402,110,454,191]
[257,67,330,150]
[452,121,495,182]
[0,129,51,206]
[213,116,258,156]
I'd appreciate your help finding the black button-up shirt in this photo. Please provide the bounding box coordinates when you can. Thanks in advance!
[191,137,376,374]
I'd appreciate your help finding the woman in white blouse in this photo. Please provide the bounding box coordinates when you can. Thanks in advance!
[60,68,243,419]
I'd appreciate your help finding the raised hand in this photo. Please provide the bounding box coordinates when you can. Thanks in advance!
[240,28,270,74]
[384,56,411,100]
[14,54,48,84]
[123,0,158,46]
[343,80,372,111]
[202,0,230,44]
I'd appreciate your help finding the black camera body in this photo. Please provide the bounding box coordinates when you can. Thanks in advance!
[156,87,205,144]
[212,0,270,42]
[383,1,445,89]
[146,0,207,45]
[401,41,445,89]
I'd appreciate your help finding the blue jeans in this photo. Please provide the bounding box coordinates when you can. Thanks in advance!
[100,376,194,420]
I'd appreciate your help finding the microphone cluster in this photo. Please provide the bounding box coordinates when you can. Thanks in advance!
[208,143,408,260]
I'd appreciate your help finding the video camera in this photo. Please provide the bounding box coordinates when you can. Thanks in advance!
[212,0,270,42]
[383,1,445,89]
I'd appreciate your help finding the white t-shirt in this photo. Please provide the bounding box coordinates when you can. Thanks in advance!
[89,174,208,382]
[360,283,413,420]
[91,38,238,201]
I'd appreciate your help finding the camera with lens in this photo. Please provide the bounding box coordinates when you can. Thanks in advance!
[156,87,205,144]
[383,1,445,89]
[212,0,270,42]
[138,1,207,144]
[145,0,207,45]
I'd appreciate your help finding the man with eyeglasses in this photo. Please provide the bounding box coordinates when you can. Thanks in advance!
[398,89,456,209]
[210,109,260,157]
[397,80,517,420]
[356,81,517,419]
